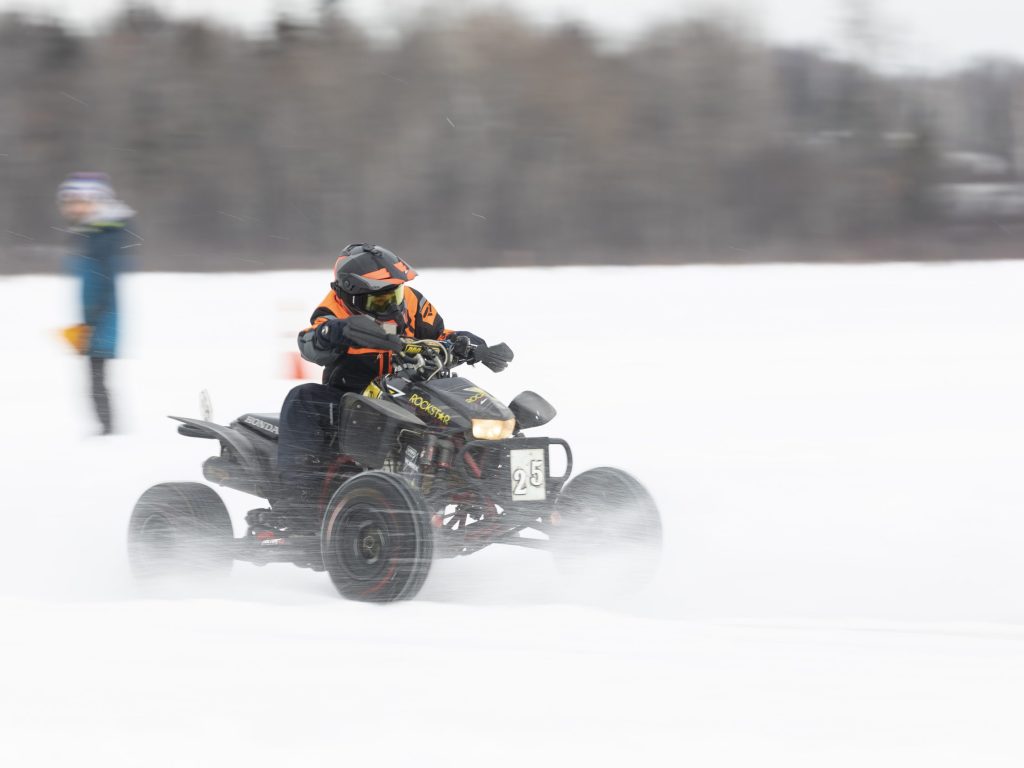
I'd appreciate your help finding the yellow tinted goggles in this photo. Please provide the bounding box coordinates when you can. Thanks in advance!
[363,285,404,313]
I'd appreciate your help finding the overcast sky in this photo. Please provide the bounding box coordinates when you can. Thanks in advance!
[2,0,1019,71]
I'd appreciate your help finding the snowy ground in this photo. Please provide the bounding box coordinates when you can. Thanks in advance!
[1,262,1023,766]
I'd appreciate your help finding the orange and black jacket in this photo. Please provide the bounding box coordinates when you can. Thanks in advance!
[297,286,450,392]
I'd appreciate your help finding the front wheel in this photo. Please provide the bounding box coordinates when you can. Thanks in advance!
[551,467,662,593]
[127,482,235,579]
[320,472,434,602]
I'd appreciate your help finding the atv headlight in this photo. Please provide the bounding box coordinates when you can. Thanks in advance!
[471,418,515,440]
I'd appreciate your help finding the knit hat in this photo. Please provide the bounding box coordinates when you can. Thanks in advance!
[57,172,135,225]
[57,172,115,203]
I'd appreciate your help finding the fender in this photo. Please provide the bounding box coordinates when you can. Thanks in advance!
[169,415,269,482]
[171,415,276,499]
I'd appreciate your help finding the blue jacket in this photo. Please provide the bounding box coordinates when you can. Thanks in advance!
[71,223,128,359]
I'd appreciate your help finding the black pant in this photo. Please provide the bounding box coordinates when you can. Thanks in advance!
[277,383,346,494]
[89,357,113,434]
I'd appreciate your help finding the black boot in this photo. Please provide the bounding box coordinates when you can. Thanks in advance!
[267,488,320,533]
[268,456,325,534]
[90,357,114,435]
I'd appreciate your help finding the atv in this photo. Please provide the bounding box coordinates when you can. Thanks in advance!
[127,316,662,602]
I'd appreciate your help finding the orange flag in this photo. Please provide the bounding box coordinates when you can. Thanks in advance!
[59,324,91,355]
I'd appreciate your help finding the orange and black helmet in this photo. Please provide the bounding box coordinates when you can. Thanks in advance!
[331,243,418,321]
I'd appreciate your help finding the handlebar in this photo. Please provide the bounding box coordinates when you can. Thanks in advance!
[393,336,513,381]
[341,316,512,382]
[392,338,456,381]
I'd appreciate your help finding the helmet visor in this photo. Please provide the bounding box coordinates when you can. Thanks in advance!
[360,285,405,316]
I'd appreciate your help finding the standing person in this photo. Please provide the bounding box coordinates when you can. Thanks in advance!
[57,172,135,435]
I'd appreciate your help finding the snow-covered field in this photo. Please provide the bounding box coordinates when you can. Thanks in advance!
[1,262,1023,766]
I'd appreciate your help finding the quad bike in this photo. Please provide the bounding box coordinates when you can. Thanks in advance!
[128,316,662,602]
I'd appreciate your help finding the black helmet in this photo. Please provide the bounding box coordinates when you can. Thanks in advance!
[331,243,417,321]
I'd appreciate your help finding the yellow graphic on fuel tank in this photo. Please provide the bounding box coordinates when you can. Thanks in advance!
[409,393,451,425]
[464,386,491,404]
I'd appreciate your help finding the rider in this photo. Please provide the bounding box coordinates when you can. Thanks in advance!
[270,243,488,531]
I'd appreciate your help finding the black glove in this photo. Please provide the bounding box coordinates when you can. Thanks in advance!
[452,331,487,363]
[452,332,512,372]
[479,342,513,372]
[312,317,349,350]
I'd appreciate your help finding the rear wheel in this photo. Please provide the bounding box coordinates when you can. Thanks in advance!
[320,472,433,602]
[551,467,662,592]
[127,482,234,579]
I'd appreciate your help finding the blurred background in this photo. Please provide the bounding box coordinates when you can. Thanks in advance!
[3,6,1024,764]
[3,0,1024,273]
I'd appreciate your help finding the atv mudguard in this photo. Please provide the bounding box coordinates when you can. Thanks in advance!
[170,415,253,452]
[170,416,276,498]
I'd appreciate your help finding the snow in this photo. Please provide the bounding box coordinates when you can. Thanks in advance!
[1,262,1023,766]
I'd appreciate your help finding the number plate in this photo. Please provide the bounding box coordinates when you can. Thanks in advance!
[509,448,546,501]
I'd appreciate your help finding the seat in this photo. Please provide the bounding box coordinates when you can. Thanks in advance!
[237,413,281,441]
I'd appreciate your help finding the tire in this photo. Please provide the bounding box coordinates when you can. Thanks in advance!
[551,467,662,592]
[127,482,234,579]
[320,471,433,603]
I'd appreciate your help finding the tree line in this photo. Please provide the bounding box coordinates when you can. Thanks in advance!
[1,6,1022,272]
